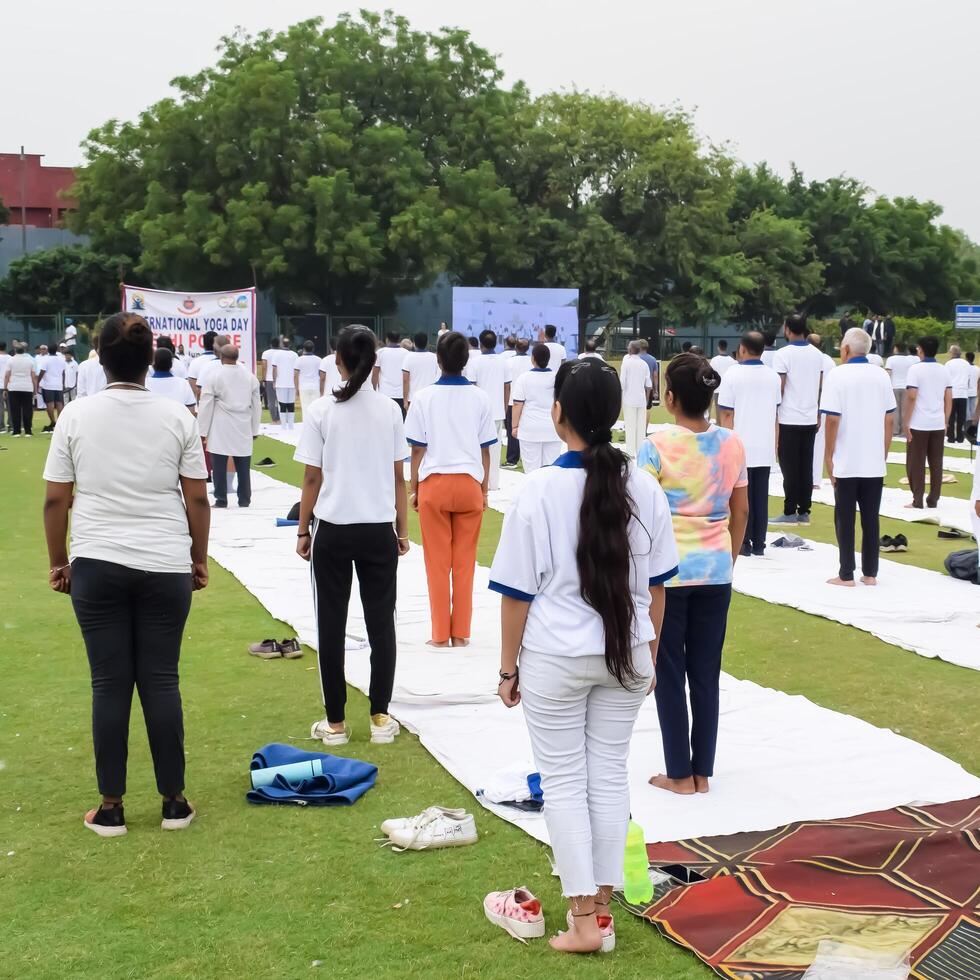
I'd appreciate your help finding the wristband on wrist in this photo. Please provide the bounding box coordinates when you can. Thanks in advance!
[297,531,311,538]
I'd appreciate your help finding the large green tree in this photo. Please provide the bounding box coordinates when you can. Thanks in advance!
[0,246,130,315]
[69,11,529,311]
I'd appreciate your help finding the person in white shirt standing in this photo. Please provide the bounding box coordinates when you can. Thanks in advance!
[965,351,979,424]
[945,345,972,443]
[511,344,561,472]
[146,348,197,412]
[578,339,604,361]
[319,339,341,397]
[709,340,735,380]
[903,336,952,509]
[807,333,836,488]
[501,335,518,360]
[272,336,300,430]
[466,329,509,490]
[187,331,219,401]
[619,340,651,458]
[770,314,827,526]
[0,341,11,433]
[821,327,896,587]
[717,331,782,556]
[4,342,37,436]
[64,321,77,352]
[885,342,915,433]
[197,345,261,508]
[401,332,440,412]
[543,324,566,369]
[37,344,66,432]
[504,338,533,467]
[259,337,281,424]
[373,331,409,416]
[760,332,778,369]
[76,338,108,400]
[294,341,323,418]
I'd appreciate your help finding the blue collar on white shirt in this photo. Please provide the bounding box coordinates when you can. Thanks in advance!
[741,359,764,365]
[846,356,869,364]
[923,357,937,363]
[530,367,551,373]
[551,450,584,469]
[516,352,529,357]
[436,375,470,386]
[151,371,173,378]
[789,340,808,346]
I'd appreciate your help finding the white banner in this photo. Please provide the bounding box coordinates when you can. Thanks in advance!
[120,285,257,369]
[451,287,580,355]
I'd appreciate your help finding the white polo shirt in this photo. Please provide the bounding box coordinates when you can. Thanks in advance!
[376,345,409,399]
[709,354,735,379]
[466,351,509,421]
[716,360,782,468]
[319,353,341,392]
[506,353,532,405]
[489,454,679,655]
[620,354,651,409]
[260,348,279,382]
[772,340,827,425]
[272,349,299,393]
[146,372,196,407]
[819,358,896,478]
[404,377,498,483]
[946,357,973,398]
[402,350,440,402]
[545,341,566,367]
[38,354,65,392]
[511,368,558,443]
[905,359,952,431]
[188,351,218,386]
[294,385,408,524]
[886,353,914,389]
[295,353,322,390]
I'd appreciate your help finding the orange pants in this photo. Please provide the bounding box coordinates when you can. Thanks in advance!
[418,473,484,643]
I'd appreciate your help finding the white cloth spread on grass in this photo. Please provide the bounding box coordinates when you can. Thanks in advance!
[886,451,976,475]
[206,470,980,844]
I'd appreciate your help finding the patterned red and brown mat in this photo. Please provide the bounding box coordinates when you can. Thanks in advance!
[619,797,980,979]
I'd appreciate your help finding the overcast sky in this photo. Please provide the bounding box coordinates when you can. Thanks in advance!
[5,0,977,238]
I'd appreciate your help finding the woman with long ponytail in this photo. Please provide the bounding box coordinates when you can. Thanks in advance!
[488,359,679,954]
[294,326,410,747]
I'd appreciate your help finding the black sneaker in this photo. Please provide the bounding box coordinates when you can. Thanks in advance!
[255,457,276,468]
[739,541,752,557]
[84,804,127,838]
[880,535,896,552]
[893,534,909,552]
[161,798,195,831]
[212,501,228,509]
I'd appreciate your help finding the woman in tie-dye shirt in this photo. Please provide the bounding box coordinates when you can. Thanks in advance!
[638,353,748,797]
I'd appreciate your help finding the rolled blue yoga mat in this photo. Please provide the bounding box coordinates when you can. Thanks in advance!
[250,758,323,789]
[276,518,300,527]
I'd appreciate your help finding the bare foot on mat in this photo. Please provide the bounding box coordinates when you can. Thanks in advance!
[649,774,697,795]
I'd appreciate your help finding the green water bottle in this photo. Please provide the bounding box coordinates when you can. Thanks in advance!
[623,818,653,905]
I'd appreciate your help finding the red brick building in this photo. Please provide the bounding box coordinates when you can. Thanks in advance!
[0,152,77,228]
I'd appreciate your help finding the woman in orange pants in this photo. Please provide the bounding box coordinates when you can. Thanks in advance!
[406,331,498,647]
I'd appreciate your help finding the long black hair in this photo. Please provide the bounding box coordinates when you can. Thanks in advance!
[554,359,639,686]
[332,325,377,402]
[664,352,719,417]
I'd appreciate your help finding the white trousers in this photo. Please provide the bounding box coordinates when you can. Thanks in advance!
[519,647,653,898]
[521,440,563,473]
[299,387,319,416]
[488,420,504,490]
[623,405,647,458]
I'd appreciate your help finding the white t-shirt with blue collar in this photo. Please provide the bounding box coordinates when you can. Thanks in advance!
[489,450,679,656]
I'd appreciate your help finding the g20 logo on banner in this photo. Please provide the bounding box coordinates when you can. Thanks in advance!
[217,294,251,311]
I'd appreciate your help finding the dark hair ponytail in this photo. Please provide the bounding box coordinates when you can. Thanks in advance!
[664,352,719,417]
[554,360,639,686]
[332,325,377,402]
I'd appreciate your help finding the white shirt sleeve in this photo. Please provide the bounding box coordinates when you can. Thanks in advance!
[883,376,897,414]
[42,419,75,483]
[477,393,499,446]
[511,374,527,403]
[294,402,326,466]
[391,400,410,462]
[820,372,842,416]
[716,372,735,410]
[772,348,788,374]
[404,397,428,446]
[181,380,196,407]
[488,491,545,601]
[178,417,208,479]
[646,480,680,585]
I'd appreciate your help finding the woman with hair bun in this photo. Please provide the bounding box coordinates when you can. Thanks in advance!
[489,358,678,954]
[42,312,211,837]
[639,352,748,797]
[295,325,410,747]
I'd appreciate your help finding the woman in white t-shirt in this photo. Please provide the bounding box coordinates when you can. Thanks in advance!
[511,344,561,472]
[4,342,38,436]
[146,348,197,412]
[42,312,210,838]
[295,326,410,747]
[490,358,678,954]
[294,340,323,417]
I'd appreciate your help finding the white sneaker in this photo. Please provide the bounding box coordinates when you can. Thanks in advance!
[380,805,469,838]
[370,713,400,745]
[388,809,478,851]
[310,718,349,746]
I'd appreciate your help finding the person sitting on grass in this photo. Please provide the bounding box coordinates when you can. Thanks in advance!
[42,311,211,837]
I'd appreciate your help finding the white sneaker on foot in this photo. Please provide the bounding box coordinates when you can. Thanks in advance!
[380,805,469,838]
[388,809,478,851]
[310,718,349,746]
[370,713,400,744]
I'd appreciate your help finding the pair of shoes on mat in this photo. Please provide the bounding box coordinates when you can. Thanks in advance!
[483,889,615,951]
[380,805,477,851]
[880,534,908,553]
[248,638,302,660]
[84,799,195,837]
[311,713,400,747]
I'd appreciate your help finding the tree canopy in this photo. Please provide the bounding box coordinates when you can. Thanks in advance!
[49,10,980,326]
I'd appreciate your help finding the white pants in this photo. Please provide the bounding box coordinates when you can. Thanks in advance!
[299,387,319,416]
[520,647,653,898]
[812,419,826,487]
[521,440,563,473]
[488,420,504,490]
[623,405,647,458]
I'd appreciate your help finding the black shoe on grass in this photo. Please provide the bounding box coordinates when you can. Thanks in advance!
[84,804,127,838]
[893,534,908,552]
[161,798,195,831]
[256,457,276,468]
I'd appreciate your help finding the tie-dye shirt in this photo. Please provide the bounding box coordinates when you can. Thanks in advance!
[638,425,747,586]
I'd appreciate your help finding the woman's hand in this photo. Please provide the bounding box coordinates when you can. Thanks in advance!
[410,489,419,512]
[498,676,521,708]
[296,533,311,562]
[396,535,410,557]
[192,560,209,590]
[647,674,657,696]
[482,490,489,512]
[49,564,71,594]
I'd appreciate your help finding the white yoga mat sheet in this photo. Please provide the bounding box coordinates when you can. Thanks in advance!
[886,451,976,475]
[207,471,980,844]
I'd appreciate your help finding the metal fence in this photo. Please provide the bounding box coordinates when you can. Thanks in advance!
[0,312,99,359]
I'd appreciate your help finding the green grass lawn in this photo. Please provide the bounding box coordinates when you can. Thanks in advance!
[2,427,977,979]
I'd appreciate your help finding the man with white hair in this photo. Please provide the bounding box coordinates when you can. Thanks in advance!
[620,339,651,457]
[945,345,971,443]
[821,327,896,587]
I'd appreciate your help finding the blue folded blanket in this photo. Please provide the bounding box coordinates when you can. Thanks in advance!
[247,743,377,806]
